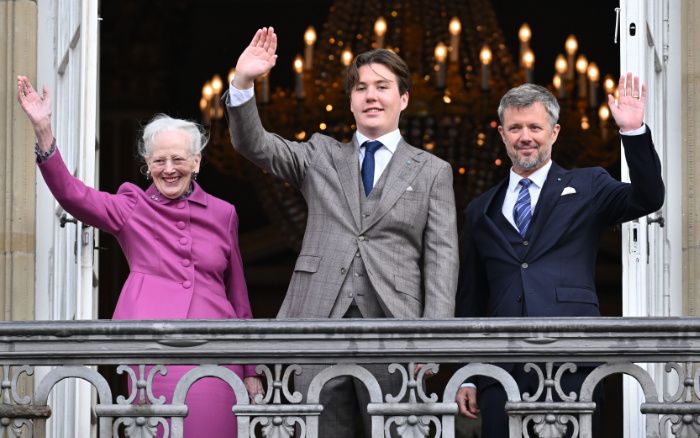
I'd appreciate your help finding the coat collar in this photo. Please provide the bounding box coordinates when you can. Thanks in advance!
[332,137,363,230]
[145,181,208,206]
[477,179,520,260]
[331,138,425,232]
[361,139,425,232]
[525,161,568,241]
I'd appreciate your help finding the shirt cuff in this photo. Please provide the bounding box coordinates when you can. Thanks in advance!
[227,80,255,107]
[35,138,57,163]
[460,382,476,389]
[620,124,646,136]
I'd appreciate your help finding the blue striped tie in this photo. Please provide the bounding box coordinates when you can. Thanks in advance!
[513,178,532,237]
[361,140,383,196]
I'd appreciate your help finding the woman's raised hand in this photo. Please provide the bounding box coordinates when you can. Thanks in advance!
[17,76,54,150]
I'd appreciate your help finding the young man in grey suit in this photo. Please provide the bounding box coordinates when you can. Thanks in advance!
[226,28,458,437]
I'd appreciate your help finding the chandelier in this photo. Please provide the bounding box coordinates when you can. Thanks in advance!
[200,0,620,251]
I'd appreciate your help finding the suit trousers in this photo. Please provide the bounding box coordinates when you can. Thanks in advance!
[478,364,603,438]
[295,305,402,438]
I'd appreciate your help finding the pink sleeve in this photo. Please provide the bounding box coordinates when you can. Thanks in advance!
[37,147,138,235]
[225,205,257,377]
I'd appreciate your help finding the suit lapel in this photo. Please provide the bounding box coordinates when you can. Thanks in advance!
[361,140,425,232]
[331,139,362,230]
[524,162,571,257]
[478,180,520,260]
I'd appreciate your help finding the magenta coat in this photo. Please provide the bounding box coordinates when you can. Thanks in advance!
[39,148,255,436]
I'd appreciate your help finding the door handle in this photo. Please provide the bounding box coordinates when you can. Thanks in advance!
[59,213,77,228]
[647,214,665,227]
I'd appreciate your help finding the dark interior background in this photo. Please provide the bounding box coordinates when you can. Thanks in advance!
[97,1,623,435]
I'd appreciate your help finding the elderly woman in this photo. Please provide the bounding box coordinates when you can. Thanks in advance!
[17,76,262,437]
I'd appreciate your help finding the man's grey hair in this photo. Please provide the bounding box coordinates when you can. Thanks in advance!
[497,83,560,127]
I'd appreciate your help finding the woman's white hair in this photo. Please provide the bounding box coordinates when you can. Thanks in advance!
[138,114,209,159]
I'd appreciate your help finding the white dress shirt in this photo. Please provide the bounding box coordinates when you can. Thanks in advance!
[502,160,552,230]
[355,130,401,186]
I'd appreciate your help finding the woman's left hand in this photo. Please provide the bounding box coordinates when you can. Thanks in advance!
[244,376,265,404]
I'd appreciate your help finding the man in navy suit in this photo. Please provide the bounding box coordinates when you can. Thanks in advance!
[455,74,665,437]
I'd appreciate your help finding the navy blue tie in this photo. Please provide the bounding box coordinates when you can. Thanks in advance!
[361,140,383,196]
[513,178,532,236]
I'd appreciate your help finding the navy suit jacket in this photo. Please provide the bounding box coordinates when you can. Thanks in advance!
[456,127,665,318]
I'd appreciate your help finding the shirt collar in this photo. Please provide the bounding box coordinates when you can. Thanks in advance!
[355,129,402,153]
[507,160,553,192]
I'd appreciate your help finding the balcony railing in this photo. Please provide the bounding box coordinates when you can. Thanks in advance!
[0,318,698,437]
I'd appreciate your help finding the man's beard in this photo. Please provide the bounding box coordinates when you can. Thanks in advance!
[509,146,545,170]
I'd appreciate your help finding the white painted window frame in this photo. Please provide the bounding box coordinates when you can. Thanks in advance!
[619,1,682,437]
[35,0,99,437]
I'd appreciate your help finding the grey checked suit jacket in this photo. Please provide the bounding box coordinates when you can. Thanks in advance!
[226,97,458,319]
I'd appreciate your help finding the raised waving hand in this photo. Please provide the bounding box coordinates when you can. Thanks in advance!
[17,75,54,151]
[608,72,646,132]
[232,27,278,90]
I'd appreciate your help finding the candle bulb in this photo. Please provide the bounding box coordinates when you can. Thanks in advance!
[518,23,532,66]
[565,35,578,81]
[227,68,236,86]
[553,74,562,93]
[210,75,224,119]
[449,17,461,63]
[434,42,448,88]
[304,26,316,70]
[202,82,213,101]
[598,103,610,140]
[199,82,209,123]
[479,44,492,91]
[293,55,305,99]
[554,54,568,98]
[259,73,270,104]
[603,74,616,96]
[374,17,387,48]
[587,62,600,108]
[521,48,534,83]
[575,54,588,100]
[341,48,354,67]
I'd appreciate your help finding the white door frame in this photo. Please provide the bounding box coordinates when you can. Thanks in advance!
[34,1,99,437]
[619,1,682,437]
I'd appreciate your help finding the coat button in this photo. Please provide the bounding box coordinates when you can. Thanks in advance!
[176,221,186,229]
[182,259,191,267]
[177,202,186,209]
[516,295,523,303]
[523,240,529,246]
[179,237,188,245]
[182,280,192,289]
[358,236,365,241]
[340,267,346,275]
[521,263,529,269]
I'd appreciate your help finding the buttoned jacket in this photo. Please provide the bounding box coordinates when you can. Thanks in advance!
[456,127,665,318]
[38,149,256,376]
[226,97,458,318]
